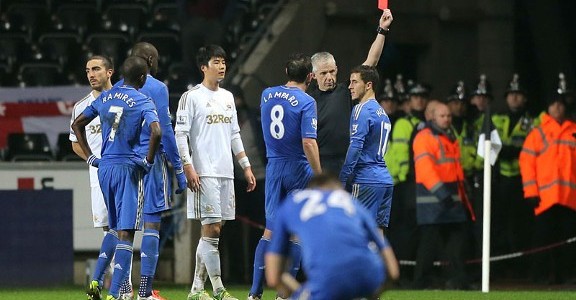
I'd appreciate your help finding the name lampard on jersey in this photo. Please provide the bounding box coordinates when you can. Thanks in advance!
[102,92,136,107]
[263,92,299,106]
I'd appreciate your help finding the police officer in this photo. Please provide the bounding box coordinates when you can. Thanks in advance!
[491,74,538,277]
[445,81,476,178]
[519,87,576,284]
[385,81,429,286]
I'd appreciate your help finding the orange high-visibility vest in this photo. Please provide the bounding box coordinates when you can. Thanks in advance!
[413,127,474,224]
[519,113,576,215]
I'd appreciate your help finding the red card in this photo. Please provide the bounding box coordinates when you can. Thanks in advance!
[378,0,388,9]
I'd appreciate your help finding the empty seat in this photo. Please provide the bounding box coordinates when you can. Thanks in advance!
[38,32,82,67]
[150,3,180,31]
[0,63,16,86]
[57,132,83,161]
[6,3,50,38]
[54,3,98,37]
[166,62,194,94]
[0,32,28,67]
[137,31,180,73]
[6,133,53,161]
[102,3,148,37]
[85,32,130,65]
[18,62,64,87]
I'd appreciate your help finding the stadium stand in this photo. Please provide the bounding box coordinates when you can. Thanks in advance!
[0,0,281,94]
[5,133,53,161]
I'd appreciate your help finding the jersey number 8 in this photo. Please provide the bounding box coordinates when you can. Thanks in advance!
[270,104,285,139]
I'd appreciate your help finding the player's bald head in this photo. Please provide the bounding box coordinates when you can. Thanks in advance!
[131,42,158,60]
[120,56,148,89]
[131,42,158,75]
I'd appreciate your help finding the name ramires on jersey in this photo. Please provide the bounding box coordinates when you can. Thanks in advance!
[376,107,386,117]
[263,91,299,106]
[102,92,136,107]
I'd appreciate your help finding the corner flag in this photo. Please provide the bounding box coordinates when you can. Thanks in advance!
[476,108,502,165]
[477,105,501,293]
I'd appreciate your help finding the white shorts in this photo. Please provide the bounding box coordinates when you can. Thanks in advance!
[187,177,235,223]
[91,185,109,228]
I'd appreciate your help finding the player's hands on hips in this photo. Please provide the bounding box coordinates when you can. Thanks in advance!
[380,9,393,29]
[184,164,200,193]
[244,167,256,192]
[175,167,187,194]
[87,154,100,168]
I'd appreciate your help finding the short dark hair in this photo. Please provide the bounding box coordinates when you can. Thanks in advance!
[307,172,341,188]
[350,65,380,91]
[286,53,312,83]
[120,56,148,84]
[87,55,114,70]
[196,45,227,71]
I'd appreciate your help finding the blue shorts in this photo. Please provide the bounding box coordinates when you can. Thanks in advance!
[291,254,385,300]
[143,152,171,214]
[98,162,145,231]
[265,159,312,230]
[351,183,393,227]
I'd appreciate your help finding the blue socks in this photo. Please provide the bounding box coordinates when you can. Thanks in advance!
[139,229,160,297]
[288,240,302,277]
[109,241,133,298]
[249,238,269,297]
[93,229,118,286]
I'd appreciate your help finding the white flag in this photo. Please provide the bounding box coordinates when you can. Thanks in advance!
[477,129,502,166]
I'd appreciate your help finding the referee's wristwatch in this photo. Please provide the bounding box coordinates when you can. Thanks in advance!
[377,26,390,36]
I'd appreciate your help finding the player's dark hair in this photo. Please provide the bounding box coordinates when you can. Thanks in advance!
[196,45,227,71]
[120,56,148,88]
[286,53,312,83]
[351,65,380,92]
[87,55,114,70]
[307,173,341,188]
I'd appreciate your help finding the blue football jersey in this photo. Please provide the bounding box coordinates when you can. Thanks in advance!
[261,85,317,160]
[268,189,388,281]
[82,84,159,162]
[340,99,394,185]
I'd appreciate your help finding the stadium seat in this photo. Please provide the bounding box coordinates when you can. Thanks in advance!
[18,62,64,87]
[0,62,16,86]
[5,133,54,161]
[166,62,194,94]
[102,3,148,38]
[54,3,99,38]
[38,32,82,67]
[6,3,50,38]
[137,31,180,76]
[85,32,130,66]
[150,3,180,31]
[56,132,83,161]
[0,32,28,67]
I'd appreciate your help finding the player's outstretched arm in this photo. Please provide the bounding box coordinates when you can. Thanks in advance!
[303,138,322,174]
[362,9,393,67]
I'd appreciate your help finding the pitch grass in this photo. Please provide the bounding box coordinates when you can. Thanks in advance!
[1,285,576,300]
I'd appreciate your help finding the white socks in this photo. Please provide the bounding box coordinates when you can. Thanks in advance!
[191,237,222,293]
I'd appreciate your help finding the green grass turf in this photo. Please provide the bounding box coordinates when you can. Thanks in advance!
[1,285,576,300]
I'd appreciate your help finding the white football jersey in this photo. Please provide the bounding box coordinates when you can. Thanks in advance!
[175,84,240,179]
[70,92,102,187]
